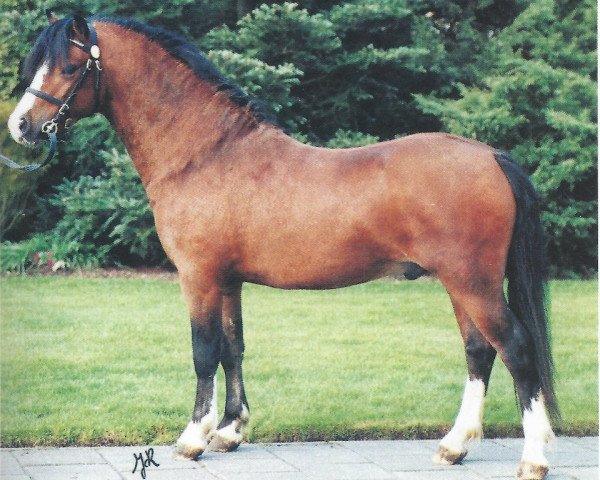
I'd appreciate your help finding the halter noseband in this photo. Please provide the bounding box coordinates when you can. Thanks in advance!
[0,20,102,171]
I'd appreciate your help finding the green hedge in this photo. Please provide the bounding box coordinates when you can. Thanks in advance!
[1,0,596,276]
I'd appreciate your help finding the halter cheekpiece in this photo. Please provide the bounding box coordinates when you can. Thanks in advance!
[0,20,102,171]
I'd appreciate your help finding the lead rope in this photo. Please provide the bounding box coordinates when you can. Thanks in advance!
[0,132,58,171]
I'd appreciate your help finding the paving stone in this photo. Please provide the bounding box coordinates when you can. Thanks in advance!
[349,453,425,471]
[217,472,309,480]
[553,466,599,480]
[465,459,519,478]
[564,438,598,451]
[2,437,596,480]
[13,447,106,466]
[226,443,279,460]
[459,441,520,462]
[544,439,598,468]
[488,437,526,451]
[394,469,485,479]
[377,453,471,472]
[341,439,435,456]
[202,456,298,475]
[299,462,396,480]
[1,451,25,475]
[544,475,581,480]
[494,437,598,455]
[97,445,198,471]
[550,451,598,468]
[549,437,598,454]
[267,442,367,467]
[124,467,219,479]
[24,464,121,480]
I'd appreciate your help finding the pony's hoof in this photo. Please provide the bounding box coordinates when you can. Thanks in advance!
[173,442,206,460]
[516,461,549,480]
[207,425,243,452]
[432,446,467,465]
[207,432,242,452]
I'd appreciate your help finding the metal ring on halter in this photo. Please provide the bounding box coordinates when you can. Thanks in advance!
[41,119,58,135]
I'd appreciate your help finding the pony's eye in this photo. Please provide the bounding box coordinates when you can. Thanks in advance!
[62,64,78,75]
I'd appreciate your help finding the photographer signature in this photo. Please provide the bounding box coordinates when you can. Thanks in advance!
[132,448,160,479]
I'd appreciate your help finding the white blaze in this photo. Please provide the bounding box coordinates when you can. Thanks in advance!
[8,63,49,142]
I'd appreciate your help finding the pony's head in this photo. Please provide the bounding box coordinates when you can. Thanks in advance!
[8,14,102,145]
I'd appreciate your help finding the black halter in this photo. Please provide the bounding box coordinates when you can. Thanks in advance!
[0,21,102,171]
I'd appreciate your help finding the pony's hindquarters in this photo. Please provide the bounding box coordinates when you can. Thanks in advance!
[434,151,556,480]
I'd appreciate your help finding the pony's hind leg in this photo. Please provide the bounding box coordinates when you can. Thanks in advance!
[175,282,222,460]
[434,297,496,465]
[505,306,555,480]
[208,286,250,452]
[449,288,555,480]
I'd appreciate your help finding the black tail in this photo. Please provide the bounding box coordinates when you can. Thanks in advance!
[495,151,559,421]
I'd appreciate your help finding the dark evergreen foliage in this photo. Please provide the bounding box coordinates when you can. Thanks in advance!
[1,0,596,275]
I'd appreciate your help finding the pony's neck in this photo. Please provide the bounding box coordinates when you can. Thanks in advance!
[96,22,279,189]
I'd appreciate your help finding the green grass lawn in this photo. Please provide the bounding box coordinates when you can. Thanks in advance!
[0,276,597,446]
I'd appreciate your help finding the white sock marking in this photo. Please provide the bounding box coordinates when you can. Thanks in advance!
[521,393,555,466]
[440,377,486,453]
[8,63,49,142]
[215,404,249,444]
[176,377,218,453]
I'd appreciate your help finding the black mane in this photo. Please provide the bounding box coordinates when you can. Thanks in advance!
[23,15,276,125]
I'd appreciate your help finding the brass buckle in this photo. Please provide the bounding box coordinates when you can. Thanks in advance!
[58,103,69,116]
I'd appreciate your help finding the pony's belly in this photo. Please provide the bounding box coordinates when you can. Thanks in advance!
[243,260,427,290]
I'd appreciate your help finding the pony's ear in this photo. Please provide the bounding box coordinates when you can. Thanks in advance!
[71,14,90,40]
[46,9,59,24]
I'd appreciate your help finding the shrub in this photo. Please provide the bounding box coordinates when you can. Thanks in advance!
[0,102,46,241]
[414,0,597,277]
[325,129,380,148]
[1,232,107,273]
[48,149,165,267]
[1,149,166,273]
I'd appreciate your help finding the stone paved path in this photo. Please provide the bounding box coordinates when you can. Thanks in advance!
[1,437,597,480]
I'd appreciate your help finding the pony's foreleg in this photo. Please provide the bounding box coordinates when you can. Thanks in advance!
[434,300,496,465]
[175,285,222,460]
[208,286,250,452]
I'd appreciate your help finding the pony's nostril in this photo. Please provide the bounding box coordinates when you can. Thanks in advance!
[18,117,30,135]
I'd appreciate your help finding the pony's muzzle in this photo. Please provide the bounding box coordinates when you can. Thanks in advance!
[8,112,40,145]
[11,114,48,145]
